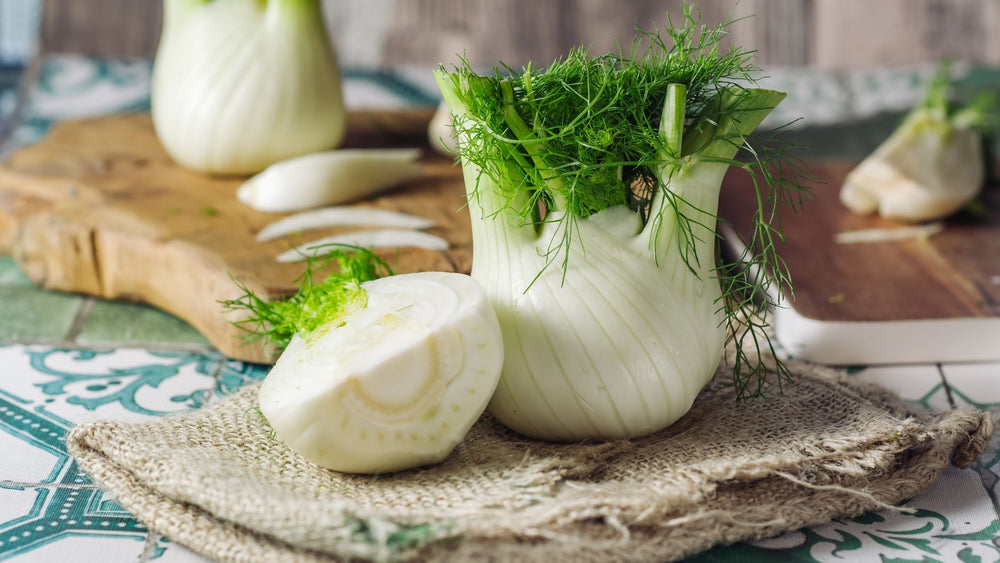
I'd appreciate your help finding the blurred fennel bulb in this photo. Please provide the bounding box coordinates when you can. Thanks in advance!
[840,67,995,222]
[152,0,347,175]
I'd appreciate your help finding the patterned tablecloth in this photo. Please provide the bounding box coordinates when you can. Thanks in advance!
[0,56,998,562]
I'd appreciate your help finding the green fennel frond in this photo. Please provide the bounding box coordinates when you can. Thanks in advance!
[440,5,771,263]
[924,62,998,131]
[717,130,814,397]
[222,246,393,350]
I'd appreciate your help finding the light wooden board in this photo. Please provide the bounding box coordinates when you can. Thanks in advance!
[0,110,469,364]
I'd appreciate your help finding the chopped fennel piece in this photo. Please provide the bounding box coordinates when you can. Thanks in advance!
[276,229,449,263]
[237,148,423,213]
[256,207,435,241]
[834,222,944,244]
[258,271,503,474]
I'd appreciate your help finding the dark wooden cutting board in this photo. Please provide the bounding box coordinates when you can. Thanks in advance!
[0,111,470,364]
[719,162,1000,364]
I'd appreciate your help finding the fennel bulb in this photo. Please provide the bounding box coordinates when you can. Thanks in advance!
[840,69,994,222]
[225,250,503,474]
[436,10,802,442]
[152,0,346,175]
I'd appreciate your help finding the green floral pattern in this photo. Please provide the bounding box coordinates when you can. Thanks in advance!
[29,349,220,415]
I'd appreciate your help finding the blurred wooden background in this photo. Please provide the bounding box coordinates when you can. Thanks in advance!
[40,0,1000,69]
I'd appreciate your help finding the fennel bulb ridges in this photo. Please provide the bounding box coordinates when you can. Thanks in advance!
[468,176,723,441]
[258,271,503,474]
[152,0,346,175]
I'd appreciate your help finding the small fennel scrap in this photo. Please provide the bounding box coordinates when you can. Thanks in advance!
[436,7,808,441]
[223,248,503,474]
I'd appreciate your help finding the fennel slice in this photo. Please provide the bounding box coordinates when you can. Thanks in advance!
[276,229,450,263]
[257,207,435,241]
[236,148,423,213]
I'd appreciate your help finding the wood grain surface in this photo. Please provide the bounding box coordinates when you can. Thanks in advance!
[718,162,1000,323]
[0,110,469,364]
[40,0,1000,69]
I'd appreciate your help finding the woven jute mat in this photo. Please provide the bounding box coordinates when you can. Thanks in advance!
[67,360,993,562]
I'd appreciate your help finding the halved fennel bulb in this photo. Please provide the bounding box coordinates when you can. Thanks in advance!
[258,272,503,474]
[839,106,984,222]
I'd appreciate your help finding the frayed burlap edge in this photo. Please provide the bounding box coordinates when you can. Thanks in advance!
[67,362,995,563]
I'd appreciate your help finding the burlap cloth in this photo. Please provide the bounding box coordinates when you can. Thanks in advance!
[67,360,993,563]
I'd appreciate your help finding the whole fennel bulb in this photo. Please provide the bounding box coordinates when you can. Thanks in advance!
[436,11,802,442]
[152,0,347,175]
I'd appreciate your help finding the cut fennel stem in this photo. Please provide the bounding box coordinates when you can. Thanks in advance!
[258,271,503,474]
[237,149,424,213]
[152,0,346,175]
[436,41,793,441]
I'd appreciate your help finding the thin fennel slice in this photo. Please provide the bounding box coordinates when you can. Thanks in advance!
[258,271,503,474]
[276,230,449,263]
[257,207,435,241]
[834,223,944,244]
[237,148,423,213]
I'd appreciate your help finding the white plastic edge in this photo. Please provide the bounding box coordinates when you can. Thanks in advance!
[773,306,1000,365]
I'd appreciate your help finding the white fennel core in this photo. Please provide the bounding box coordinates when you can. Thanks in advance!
[258,271,503,474]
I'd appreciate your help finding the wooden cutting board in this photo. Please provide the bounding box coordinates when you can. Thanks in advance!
[719,162,1000,364]
[0,110,470,364]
